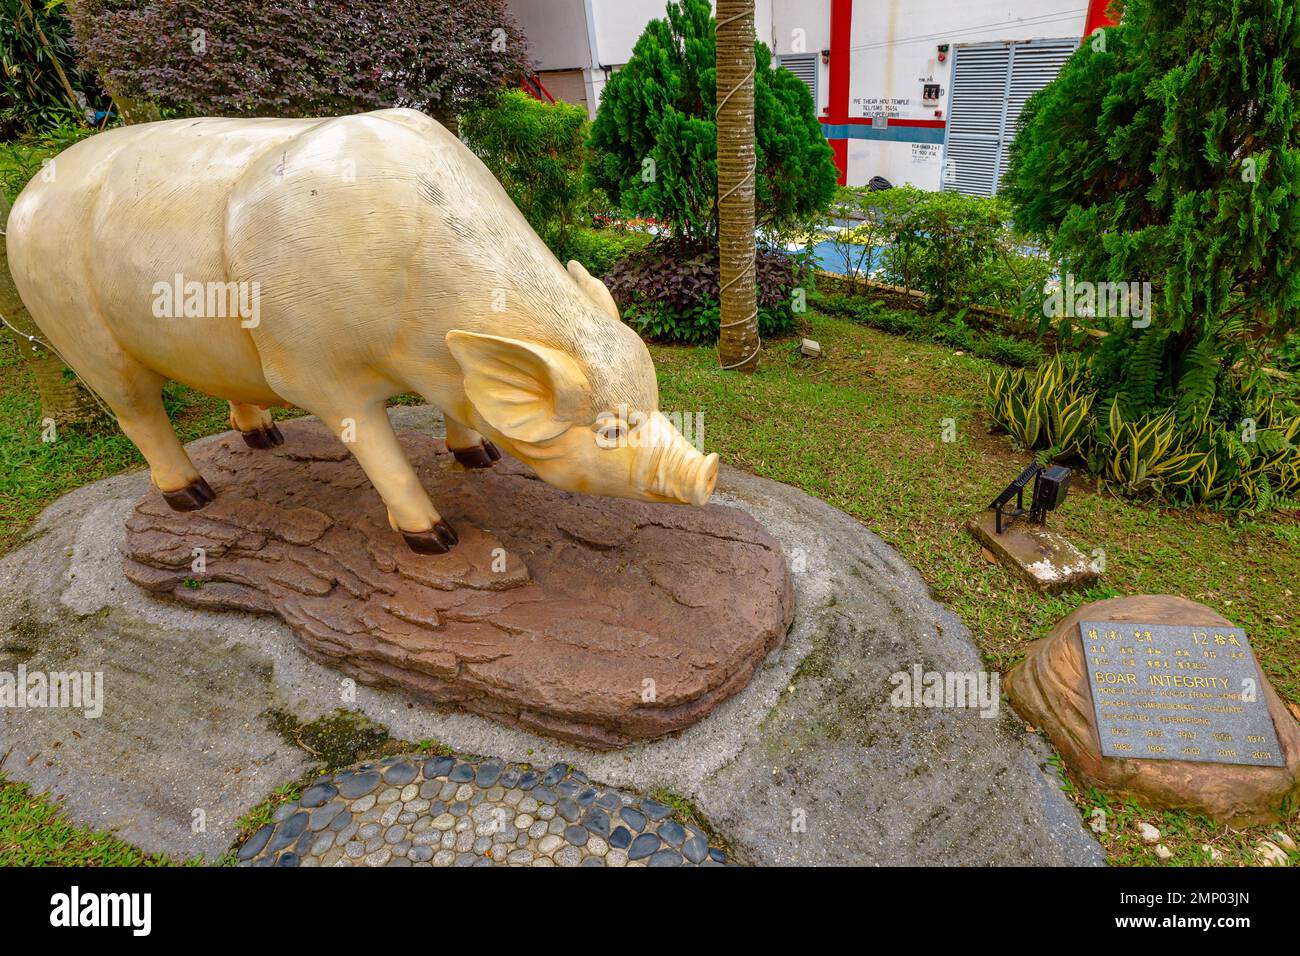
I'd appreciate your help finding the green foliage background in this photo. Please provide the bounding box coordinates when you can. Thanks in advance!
[1004,0,1300,428]
[461,89,653,274]
[463,90,592,259]
[1,0,105,137]
[1000,0,1300,510]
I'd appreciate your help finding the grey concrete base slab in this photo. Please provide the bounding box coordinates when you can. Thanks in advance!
[968,511,1100,594]
[0,406,1104,866]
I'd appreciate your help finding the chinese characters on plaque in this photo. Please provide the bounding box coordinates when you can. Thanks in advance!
[1079,621,1284,767]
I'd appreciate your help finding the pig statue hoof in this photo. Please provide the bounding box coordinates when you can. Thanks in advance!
[401,520,459,554]
[450,440,502,469]
[161,477,216,512]
[241,424,285,450]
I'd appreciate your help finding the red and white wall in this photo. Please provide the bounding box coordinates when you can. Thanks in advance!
[770,0,1118,190]
[507,0,1120,192]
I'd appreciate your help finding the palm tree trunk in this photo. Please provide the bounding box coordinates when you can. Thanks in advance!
[715,0,759,373]
[432,105,459,138]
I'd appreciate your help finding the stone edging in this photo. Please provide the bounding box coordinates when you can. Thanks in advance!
[237,753,731,867]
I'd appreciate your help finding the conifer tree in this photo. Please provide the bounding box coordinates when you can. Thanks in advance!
[1005,0,1300,425]
[587,0,835,242]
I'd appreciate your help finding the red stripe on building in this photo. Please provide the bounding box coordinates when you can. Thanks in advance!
[828,0,853,184]
[1084,0,1119,36]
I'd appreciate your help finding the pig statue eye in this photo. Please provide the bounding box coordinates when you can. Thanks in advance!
[595,420,627,448]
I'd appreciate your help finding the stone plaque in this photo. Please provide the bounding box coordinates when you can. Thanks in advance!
[1079,620,1285,767]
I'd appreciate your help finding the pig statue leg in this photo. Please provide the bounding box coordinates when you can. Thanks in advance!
[98,365,214,510]
[252,332,458,554]
[445,418,501,469]
[278,393,458,554]
[229,401,285,450]
[329,402,459,553]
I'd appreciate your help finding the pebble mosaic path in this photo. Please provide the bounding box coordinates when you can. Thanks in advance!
[237,754,732,867]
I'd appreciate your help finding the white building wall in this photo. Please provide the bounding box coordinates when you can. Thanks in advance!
[510,0,591,71]
[769,0,832,117]
[584,0,775,112]
[589,0,775,62]
[509,0,1093,190]
[840,0,1090,189]
[590,0,674,64]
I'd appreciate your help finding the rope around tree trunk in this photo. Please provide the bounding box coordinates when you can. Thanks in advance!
[715,3,760,372]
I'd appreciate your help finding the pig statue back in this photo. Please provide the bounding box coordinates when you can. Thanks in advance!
[6,109,717,553]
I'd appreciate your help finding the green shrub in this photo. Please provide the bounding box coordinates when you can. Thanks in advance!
[1102,386,1300,511]
[71,0,528,122]
[822,185,1054,319]
[462,89,593,259]
[809,291,1044,367]
[877,187,1012,311]
[872,309,926,338]
[821,186,889,294]
[625,299,722,345]
[971,335,1045,368]
[987,355,1097,460]
[1277,334,1300,374]
[605,240,805,344]
[994,0,1300,512]
[1,0,106,138]
[1272,335,1300,405]
[1004,0,1300,431]
[986,355,1300,511]
[0,122,100,202]
[1097,402,1201,497]
[976,243,1055,326]
[808,292,858,318]
[563,227,654,277]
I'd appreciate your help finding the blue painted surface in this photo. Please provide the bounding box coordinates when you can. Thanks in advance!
[805,240,885,275]
[820,123,946,145]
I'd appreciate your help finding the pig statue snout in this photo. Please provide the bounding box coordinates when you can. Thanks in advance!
[634,412,719,506]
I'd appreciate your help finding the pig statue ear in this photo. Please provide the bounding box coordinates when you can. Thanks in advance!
[445,330,593,443]
[567,260,621,321]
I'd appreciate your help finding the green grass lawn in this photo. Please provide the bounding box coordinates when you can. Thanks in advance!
[0,312,1296,866]
[0,775,187,866]
[0,357,237,554]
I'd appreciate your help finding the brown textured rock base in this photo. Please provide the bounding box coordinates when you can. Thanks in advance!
[1005,595,1300,826]
[121,419,793,749]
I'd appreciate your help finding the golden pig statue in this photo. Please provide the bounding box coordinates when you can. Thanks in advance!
[6,109,718,553]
